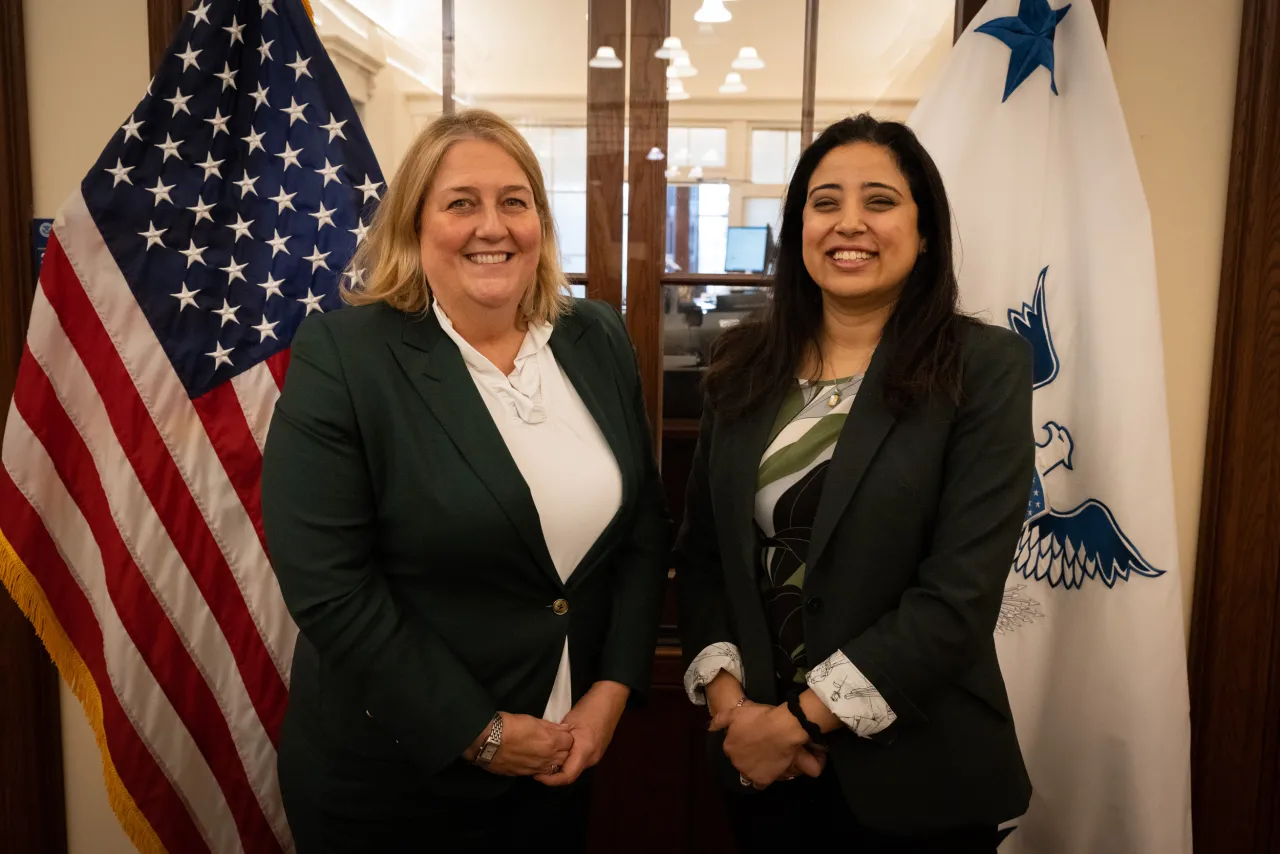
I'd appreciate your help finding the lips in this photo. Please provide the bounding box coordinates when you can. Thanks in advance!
[465,252,513,265]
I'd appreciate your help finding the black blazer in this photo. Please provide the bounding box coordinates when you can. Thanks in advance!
[675,321,1034,833]
[262,298,670,800]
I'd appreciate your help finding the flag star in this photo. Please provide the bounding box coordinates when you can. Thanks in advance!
[269,187,297,213]
[187,195,216,224]
[206,342,234,369]
[266,229,291,257]
[303,247,331,272]
[321,113,348,143]
[147,178,176,206]
[346,267,367,287]
[298,288,325,315]
[120,113,144,142]
[165,88,193,116]
[197,152,225,180]
[280,97,309,126]
[355,175,384,202]
[146,76,154,96]
[242,127,266,154]
[253,316,280,341]
[234,172,260,196]
[171,283,201,311]
[223,15,245,44]
[287,53,313,80]
[105,158,134,187]
[310,202,337,230]
[205,108,231,137]
[213,299,241,326]
[175,42,202,72]
[258,39,274,63]
[221,257,249,284]
[276,142,303,170]
[250,83,270,110]
[260,0,277,15]
[258,273,285,299]
[350,217,370,244]
[214,62,238,92]
[187,0,211,26]
[179,239,207,268]
[315,158,342,186]
[226,214,254,242]
[154,133,183,162]
[138,221,167,250]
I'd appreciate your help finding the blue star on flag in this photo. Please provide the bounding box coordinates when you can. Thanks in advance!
[977,0,1072,102]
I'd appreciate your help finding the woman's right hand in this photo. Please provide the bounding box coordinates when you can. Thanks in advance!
[469,712,574,777]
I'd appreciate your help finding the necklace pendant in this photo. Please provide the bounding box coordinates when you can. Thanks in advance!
[827,392,840,407]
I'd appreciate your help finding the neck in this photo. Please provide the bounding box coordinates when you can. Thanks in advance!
[434,293,527,373]
[811,293,895,379]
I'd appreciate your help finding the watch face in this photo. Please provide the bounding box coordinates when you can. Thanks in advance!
[479,742,499,762]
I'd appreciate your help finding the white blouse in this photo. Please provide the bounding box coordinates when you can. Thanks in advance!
[433,301,623,723]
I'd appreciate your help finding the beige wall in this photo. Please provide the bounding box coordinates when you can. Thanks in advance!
[1108,0,1242,631]
[19,0,1241,850]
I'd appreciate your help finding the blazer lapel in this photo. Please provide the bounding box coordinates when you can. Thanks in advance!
[548,312,632,583]
[390,311,562,588]
[806,341,897,575]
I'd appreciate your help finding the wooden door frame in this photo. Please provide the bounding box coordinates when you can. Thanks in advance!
[1188,1,1280,850]
[0,2,67,853]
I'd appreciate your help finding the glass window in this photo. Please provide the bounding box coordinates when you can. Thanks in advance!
[744,196,783,231]
[750,129,802,186]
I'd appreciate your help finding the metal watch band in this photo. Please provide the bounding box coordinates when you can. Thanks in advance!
[473,713,503,767]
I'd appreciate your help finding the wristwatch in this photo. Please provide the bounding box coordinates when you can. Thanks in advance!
[473,713,503,767]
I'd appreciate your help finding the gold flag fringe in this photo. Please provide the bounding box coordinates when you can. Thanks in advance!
[0,527,165,854]
[300,0,314,23]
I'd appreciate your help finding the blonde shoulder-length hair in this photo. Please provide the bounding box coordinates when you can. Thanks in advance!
[342,109,571,324]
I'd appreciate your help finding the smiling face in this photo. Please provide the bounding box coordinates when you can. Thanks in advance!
[418,138,542,318]
[800,141,922,307]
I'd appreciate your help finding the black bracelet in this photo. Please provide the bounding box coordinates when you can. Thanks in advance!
[786,692,824,744]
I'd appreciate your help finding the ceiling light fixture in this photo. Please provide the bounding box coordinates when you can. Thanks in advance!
[588,46,623,69]
[719,71,746,93]
[654,36,684,60]
[693,0,731,24]
[732,46,765,70]
[666,79,691,101]
[666,55,698,78]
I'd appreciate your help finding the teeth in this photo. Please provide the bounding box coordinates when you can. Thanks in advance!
[832,250,874,261]
[467,253,510,264]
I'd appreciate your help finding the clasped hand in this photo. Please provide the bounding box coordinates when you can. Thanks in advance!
[710,702,826,788]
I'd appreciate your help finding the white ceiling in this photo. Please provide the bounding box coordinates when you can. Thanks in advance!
[317,0,953,105]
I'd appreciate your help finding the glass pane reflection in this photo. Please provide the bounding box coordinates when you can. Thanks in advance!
[662,284,771,419]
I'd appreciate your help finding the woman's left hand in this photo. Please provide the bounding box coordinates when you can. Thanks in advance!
[710,703,819,788]
[535,681,630,787]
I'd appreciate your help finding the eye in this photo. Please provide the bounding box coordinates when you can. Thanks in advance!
[503,197,529,208]
[866,196,896,209]
[811,198,837,210]
[447,198,471,210]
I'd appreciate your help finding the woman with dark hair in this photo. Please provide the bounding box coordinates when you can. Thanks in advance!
[675,113,1033,852]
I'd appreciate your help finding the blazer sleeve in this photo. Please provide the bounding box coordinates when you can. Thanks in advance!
[839,329,1034,727]
[595,305,674,697]
[673,396,739,674]
[262,317,495,774]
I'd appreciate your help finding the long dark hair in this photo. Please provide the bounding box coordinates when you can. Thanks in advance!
[704,114,967,418]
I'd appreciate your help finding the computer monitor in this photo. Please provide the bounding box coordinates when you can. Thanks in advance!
[724,226,770,273]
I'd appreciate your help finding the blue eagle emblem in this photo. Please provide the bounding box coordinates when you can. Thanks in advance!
[1007,267,1164,591]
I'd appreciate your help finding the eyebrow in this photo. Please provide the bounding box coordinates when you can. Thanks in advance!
[445,184,532,195]
[807,181,903,198]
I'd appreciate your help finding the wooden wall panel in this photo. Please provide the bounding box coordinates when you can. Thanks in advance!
[147,0,187,75]
[0,2,66,852]
[586,0,626,310]
[625,0,670,445]
[1188,1,1280,850]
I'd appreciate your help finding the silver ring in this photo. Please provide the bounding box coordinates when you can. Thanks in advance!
[739,773,752,787]
[550,764,561,774]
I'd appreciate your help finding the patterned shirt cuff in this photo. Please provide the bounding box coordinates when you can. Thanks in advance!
[806,649,897,737]
[683,642,746,706]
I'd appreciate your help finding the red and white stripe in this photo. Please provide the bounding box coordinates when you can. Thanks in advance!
[1,189,299,853]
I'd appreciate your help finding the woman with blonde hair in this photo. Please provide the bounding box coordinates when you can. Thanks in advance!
[262,109,670,852]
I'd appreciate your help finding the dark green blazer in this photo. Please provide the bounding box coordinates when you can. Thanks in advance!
[262,298,670,801]
[675,321,1034,834]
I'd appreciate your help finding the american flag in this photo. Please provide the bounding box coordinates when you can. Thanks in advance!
[0,0,382,851]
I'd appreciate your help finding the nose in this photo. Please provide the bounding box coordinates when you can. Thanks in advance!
[835,211,866,236]
[474,202,507,241]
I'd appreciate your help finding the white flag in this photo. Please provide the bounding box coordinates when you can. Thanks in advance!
[908,2,1192,852]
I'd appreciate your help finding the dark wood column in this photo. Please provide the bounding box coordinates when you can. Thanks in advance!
[0,2,67,853]
[1189,1,1280,850]
[954,0,1108,41]
[624,0,670,445]
[586,0,627,310]
[147,0,188,74]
